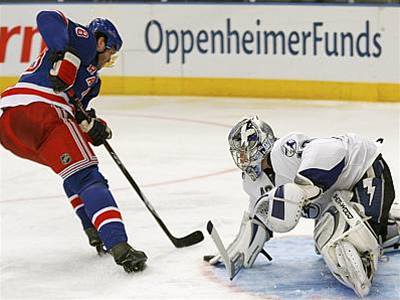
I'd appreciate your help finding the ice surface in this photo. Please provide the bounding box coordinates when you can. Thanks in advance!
[1,96,399,299]
[212,236,400,300]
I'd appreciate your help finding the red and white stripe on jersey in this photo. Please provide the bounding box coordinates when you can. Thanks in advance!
[54,107,98,179]
[91,207,123,231]
[0,82,74,116]
[69,194,84,212]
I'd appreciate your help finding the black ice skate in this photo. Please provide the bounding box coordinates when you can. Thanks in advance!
[110,242,147,273]
[84,227,107,256]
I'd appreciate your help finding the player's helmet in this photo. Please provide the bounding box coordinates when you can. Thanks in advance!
[228,116,276,181]
[88,18,123,51]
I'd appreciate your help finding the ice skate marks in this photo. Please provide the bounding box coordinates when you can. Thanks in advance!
[208,236,400,300]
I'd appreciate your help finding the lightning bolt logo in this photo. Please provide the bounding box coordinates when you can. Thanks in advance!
[363,178,376,206]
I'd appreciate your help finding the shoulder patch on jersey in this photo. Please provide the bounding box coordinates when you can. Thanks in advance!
[75,27,89,38]
[281,139,297,157]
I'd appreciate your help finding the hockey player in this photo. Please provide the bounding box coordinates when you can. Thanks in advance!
[0,10,147,273]
[207,116,399,297]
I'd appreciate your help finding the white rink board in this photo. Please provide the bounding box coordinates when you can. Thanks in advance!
[0,3,399,83]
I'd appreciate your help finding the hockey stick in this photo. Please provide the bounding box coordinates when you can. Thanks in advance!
[103,141,204,248]
[71,97,204,248]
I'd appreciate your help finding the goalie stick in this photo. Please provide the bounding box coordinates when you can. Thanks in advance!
[70,95,204,248]
[206,220,273,280]
[207,221,244,280]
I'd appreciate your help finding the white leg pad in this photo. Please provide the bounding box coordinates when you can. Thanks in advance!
[335,241,373,297]
[315,191,380,298]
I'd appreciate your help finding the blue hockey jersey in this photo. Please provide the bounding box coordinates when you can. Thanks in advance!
[1,10,101,114]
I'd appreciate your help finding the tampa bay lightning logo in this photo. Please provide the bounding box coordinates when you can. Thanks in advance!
[281,139,297,157]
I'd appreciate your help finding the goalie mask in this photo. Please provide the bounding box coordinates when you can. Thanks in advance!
[228,116,276,181]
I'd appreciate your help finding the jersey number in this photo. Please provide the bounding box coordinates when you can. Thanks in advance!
[22,48,47,75]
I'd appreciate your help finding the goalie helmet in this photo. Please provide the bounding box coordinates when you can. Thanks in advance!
[88,18,123,51]
[228,116,276,181]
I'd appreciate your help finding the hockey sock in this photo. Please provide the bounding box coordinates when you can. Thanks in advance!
[80,183,128,250]
[69,195,93,230]
[64,182,92,230]
[64,166,128,250]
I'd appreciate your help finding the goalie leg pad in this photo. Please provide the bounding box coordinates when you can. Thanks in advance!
[335,241,374,298]
[314,191,380,297]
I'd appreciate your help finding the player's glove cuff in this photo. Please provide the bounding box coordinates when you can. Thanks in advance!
[49,48,81,93]
[75,108,97,124]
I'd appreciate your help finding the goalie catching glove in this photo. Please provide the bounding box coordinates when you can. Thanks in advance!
[254,183,320,233]
[75,108,112,146]
[207,211,272,269]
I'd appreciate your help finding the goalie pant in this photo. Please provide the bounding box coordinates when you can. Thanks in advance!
[351,154,395,241]
[0,102,128,250]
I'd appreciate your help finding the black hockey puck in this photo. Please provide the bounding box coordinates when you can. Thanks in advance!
[203,255,214,262]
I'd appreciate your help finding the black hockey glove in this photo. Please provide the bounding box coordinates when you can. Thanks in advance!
[75,109,112,146]
[75,108,97,124]
[87,119,112,146]
[49,48,81,93]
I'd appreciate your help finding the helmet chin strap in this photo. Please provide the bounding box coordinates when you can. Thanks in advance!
[94,53,102,69]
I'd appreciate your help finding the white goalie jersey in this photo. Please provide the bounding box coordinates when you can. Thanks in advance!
[244,132,381,223]
[242,170,274,216]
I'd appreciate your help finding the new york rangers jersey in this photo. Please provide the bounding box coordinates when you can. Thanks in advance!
[244,133,381,215]
[0,10,100,115]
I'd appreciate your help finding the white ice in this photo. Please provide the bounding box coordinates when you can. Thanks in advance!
[1,96,399,299]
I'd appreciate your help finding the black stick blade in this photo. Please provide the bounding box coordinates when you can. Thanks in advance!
[206,221,213,234]
[203,255,215,262]
[173,230,204,248]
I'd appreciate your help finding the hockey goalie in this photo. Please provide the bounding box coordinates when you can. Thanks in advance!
[206,116,399,297]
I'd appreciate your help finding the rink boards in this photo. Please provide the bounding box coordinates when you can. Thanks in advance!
[0,3,399,101]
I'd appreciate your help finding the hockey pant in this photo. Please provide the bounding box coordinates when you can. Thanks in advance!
[0,103,127,249]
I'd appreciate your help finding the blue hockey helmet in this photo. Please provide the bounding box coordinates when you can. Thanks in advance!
[88,18,123,51]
